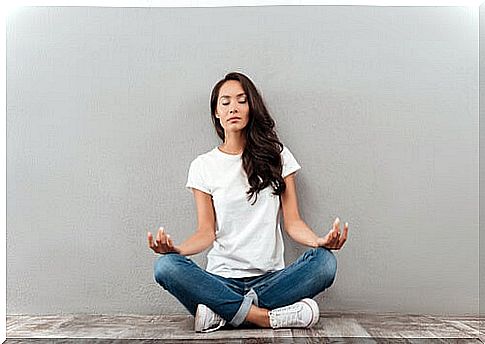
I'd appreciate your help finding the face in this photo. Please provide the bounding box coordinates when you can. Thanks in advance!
[215,80,250,134]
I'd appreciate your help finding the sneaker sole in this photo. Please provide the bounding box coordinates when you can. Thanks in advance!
[301,298,320,328]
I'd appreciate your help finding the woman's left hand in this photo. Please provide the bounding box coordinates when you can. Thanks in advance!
[316,217,348,250]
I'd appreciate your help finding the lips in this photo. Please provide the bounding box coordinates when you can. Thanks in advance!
[228,117,241,121]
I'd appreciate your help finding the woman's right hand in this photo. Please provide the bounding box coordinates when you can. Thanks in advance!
[148,227,180,254]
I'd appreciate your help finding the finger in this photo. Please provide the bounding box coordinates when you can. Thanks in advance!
[331,220,338,238]
[156,229,161,246]
[343,222,348,238]
[332,232,340,247]
[325,231,335,246]
[325,232,335,248]
[157,227,166,245]
[330,225,341,241]
[167,234,172,247]
[160,228,167,245]
[331,229,339,243]
[148,232,154,248]
[335,217,340,234]
[337,223,349,247]
[148,232,159,252]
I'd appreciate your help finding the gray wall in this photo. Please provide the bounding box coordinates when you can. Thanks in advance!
[7,6,478,315]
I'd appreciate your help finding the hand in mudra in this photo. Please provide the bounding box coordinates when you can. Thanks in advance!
[316,217,348,250]
[147,227,180,254]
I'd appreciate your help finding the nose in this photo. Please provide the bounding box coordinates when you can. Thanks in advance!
[229,101,238,114]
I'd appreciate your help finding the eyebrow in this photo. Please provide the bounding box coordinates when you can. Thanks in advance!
[220,93,246,99]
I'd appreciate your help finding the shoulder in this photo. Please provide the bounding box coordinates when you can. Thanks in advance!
[189,147,216,165]
[280,144,297,159]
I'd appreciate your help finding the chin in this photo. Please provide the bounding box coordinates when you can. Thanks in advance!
[226,123,247,130]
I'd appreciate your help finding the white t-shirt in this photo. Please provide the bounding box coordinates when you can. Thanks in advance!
[185,144,302,278]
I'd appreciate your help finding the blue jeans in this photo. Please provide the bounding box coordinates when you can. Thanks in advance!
[153,246,337,328]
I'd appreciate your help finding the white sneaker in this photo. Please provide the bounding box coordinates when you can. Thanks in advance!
[194,304,227,333]
[268,298,320,329]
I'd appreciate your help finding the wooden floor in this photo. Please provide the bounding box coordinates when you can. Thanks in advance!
[5,312,485,343]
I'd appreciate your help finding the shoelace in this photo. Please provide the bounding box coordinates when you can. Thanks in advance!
[270,303,304,328]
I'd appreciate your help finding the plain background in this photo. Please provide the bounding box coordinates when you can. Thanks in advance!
[7,5,479,315]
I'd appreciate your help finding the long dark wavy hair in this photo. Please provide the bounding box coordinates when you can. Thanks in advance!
[210,72,286,206]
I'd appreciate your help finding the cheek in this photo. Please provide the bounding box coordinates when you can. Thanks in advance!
[242,104,250,116]
[242,109,249,121]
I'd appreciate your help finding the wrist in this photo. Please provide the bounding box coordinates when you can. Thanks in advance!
[314,237,322,248]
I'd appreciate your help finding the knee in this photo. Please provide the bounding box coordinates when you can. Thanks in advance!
[153,253,185,286]
[313,247,338,288]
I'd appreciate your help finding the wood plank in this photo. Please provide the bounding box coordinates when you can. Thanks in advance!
[5,313,484,342]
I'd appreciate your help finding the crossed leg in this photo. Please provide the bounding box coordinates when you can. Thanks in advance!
[242,247,338,327]
[153,247,337,329]
[153,252,256,327]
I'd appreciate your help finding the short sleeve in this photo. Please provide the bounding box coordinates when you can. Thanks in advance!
[185,158,212,195]
[281,145,302,178]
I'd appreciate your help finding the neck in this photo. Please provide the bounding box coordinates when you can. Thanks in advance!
[220,132,246,154]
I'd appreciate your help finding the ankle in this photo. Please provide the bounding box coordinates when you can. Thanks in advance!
[245,305,271,328]
[261,309,270,327]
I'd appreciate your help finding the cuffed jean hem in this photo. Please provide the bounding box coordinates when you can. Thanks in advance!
[228,288,258,327]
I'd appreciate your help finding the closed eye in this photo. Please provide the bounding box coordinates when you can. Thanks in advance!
[222,100,247,105]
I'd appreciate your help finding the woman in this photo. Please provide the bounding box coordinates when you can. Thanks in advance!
[148,72,349,333]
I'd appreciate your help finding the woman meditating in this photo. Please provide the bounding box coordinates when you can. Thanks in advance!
[148,71,349,333]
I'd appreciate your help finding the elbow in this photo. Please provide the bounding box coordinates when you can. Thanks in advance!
[205,233,216,251]
[208,232,216,244]
[284,218,304,234]
[197,227,216,245]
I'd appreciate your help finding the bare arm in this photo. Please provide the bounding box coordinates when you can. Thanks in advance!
[285,219,320,248]
[148,188,217,256]
[281,173,349,250]
[176,188,216,256]
[174,230,215,257]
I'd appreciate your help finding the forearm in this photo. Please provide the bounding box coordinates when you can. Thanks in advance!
[285,219,320,248]
[174,231,215,257]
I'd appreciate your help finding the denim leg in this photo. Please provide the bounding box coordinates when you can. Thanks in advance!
[225,285,261,329]
[247,247,338,310]
[153,253,255,327]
